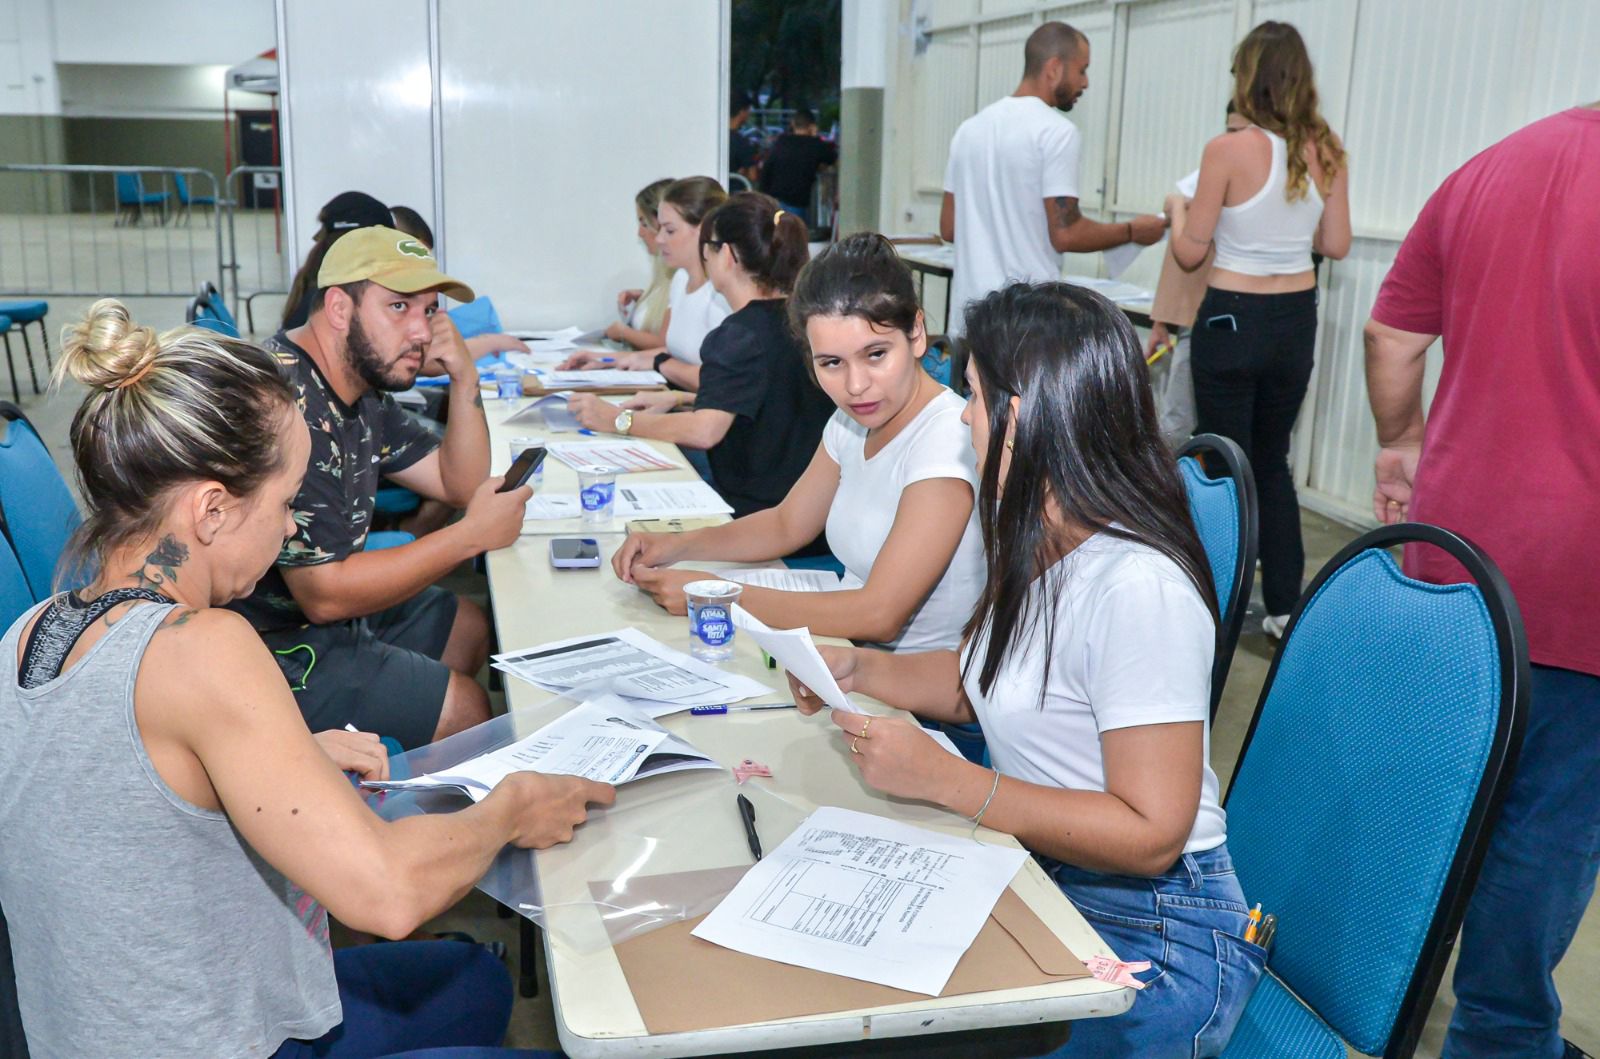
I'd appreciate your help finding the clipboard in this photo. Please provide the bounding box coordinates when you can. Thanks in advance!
[521,379,667,397]
[601,867,1091,1034]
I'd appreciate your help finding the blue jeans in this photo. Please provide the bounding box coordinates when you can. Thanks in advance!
[272,942,541,1058]
[1039,844,1265,1059]
[1445,664,1600,1059]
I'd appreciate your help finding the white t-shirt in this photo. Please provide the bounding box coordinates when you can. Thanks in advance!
[943,95,1082,336]
[664,269,731,366]
[961,533,1225,854]
[821,391,985,652]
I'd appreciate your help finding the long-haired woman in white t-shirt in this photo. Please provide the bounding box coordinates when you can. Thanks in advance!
[612,232,985,653]
[789,282,1266,1057]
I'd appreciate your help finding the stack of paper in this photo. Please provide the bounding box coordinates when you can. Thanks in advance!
[547,439,680,474]
[541,369,668,388]
[492,627,773,708]
[362,694,721,799]
[523,481,733,522]
[1063,275,1153,305]
[721,568,844,593]
[692,806,1029,995]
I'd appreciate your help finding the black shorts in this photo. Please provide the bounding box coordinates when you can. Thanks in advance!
[261,586,458,750]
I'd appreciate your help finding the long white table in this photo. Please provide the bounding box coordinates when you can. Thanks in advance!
[448,397,1136,1056]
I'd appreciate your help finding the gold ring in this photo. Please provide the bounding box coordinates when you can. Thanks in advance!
[860,718,872,738]
[851,737,862,755]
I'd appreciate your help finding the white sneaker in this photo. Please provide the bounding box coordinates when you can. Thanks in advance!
[1261,614,1291,640]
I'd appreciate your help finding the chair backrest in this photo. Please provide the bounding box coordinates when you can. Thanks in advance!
[0,536,32,634]
[1223,524,1527,1058]
[0,404,83,600]
[173,172,190,202]
[192,286,239,336]
[918,334,968,396]
[114,171,141,203]
[1176,434,1258,717]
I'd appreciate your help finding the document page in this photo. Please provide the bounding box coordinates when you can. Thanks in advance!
[542,369,668,388]
[363,694,719,799]
[721,568,843,593]
[731,604,862,714]
[492,627,773,706]
[692,806,1029,995]
[547,440,680,474]
[612,481,733,518]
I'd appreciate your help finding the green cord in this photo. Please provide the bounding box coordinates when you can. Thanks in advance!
[272,643,317,692]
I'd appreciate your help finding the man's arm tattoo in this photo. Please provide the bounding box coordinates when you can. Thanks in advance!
[1052,196,1082,230]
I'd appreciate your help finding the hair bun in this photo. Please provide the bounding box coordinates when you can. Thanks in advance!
[58,298,162,391]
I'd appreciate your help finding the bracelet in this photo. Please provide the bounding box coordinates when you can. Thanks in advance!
[652,351,673,373]
[970,769,1001,835]
[1125,221,1134,243]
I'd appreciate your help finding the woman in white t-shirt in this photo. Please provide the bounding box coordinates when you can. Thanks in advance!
[612,233,984,652]
[788,282,1265,1057]
[562,176,731,392]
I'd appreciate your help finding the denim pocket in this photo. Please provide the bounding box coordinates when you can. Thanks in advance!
[1192,929,1268,1058]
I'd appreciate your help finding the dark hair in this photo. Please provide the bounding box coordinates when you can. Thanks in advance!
[788,232,921,344]
[792,108,816,128]
[700,192,809,294]
[389,205,434,248]
[282,191,388,328]
[729,90,751,118]
[309,280,371,316]
[55,299,297,583]
[660,176,728,227]
[960,282,1217,698]
[1023,21,1086,77]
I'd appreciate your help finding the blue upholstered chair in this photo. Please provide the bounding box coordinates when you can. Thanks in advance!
[172,172,218,226]
[366,531,416,551]
[0,316,20,403]
[0,404,83,600]
[1177,433,1259,719]
[0,536,33,634]
[185,283,239,338]
[1219,523,1528,1059]
[0,301,49,395]
[113,172,169,226]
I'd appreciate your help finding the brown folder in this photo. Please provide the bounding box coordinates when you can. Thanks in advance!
[603,867,1092,1035]
[520,378,666,397]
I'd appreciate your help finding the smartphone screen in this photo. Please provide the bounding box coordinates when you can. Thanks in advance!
[550,538,600,562]
[498,447,548,492]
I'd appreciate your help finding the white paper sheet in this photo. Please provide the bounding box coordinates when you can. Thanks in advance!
[541,369,668,388]
[503,394,582,432]
[1175,168,1200,199]
[548,439,680,474]
[1103,240,1144,281]
[362,694,720,800]
[522,481,732,522]
[1063,275,1154,305]
[692,806,1029,995]
[721,568,844,593]
[524,494,582,520]
[492,627,773,706]
[730,604,862,715]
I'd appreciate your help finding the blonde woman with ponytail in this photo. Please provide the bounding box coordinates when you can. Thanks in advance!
[604,178,675,349]
[1173,19,1350,638]
[0,301,611,1057]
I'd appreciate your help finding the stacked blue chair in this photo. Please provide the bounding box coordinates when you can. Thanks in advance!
[1220,523,1528,1059]
[0,301,49,392]
[113,172,169,227]
[0,404,82,600]
[1177,433,1259,718]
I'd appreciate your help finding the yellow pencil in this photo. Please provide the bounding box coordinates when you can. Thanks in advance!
[1244,902,1263,943]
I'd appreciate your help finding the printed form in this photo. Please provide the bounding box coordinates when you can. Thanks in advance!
[692,806,1028,995]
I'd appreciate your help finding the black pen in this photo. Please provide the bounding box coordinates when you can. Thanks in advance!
[737,793,762,861]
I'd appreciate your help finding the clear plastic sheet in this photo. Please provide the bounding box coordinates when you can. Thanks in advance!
[362,691,812,954]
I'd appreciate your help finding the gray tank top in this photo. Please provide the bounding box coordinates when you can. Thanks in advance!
[0,600,341,1057]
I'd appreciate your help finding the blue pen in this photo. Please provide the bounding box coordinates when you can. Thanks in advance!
[578,428,596,436]
[597,357,615,365]
[690,703,798,715]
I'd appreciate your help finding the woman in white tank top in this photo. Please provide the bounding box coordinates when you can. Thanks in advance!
[1171,20,1351,636]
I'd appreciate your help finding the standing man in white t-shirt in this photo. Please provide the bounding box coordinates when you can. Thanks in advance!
[941,22,1167,334]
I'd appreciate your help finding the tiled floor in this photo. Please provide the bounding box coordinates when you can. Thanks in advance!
[10,297,1596,1057]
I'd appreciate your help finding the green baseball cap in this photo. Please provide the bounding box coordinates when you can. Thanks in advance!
[317,225,475,302]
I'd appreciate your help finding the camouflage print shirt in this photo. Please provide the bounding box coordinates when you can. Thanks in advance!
[229,331,439,633]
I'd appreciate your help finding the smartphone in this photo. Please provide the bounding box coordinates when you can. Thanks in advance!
[549,537,601,569]
[1204,313,1239,332]
[498,446,548,492]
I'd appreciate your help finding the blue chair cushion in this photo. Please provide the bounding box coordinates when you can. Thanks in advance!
[0,316,11,333]
[0,413,83,599]
[366,530,415,551]
[1226,549,1501,1053]
[374,487,422,517]
[0,540,34,634]
[448,296,502,339]
[782,554,846,577]
[1180,456,1240,618]
[0,302,46,324]
[190,317,238,338]
[1219,973,1344,1059]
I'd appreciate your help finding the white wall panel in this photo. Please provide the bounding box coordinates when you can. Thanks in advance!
[437,0,725,328]
[910,29,974,193]
[1049,4,1113,209]
[1524,0,1600,119]
[278,0,435,272]
[1114,0,1234,213]
[975,15,1034,106]
[54,0,275,66]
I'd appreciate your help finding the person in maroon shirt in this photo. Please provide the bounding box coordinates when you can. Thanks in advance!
[1366,102,1600,1059]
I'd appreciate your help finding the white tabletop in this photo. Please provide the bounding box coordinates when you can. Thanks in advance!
[480,396,1134,1057]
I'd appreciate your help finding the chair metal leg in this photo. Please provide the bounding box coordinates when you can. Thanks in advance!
[33,321,50,372]
[1,334,18,403]
[518,915,540,998]
[18,330,39,395]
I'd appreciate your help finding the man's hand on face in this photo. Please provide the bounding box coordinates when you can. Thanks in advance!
[426,309,477,382]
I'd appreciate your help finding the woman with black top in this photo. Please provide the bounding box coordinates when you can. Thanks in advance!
[568,192,832,530]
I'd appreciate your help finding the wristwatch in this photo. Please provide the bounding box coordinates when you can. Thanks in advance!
[615,408,634,436]
[653,351,673,373]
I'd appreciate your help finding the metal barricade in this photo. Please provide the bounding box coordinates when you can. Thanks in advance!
[0,164,226,302]
[222,165,290,335]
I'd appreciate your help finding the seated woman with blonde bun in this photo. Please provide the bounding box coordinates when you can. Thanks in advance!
[0,300,612,1058]
[611,233,985,652]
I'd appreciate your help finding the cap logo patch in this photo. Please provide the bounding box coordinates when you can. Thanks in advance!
[396,239,431,259]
